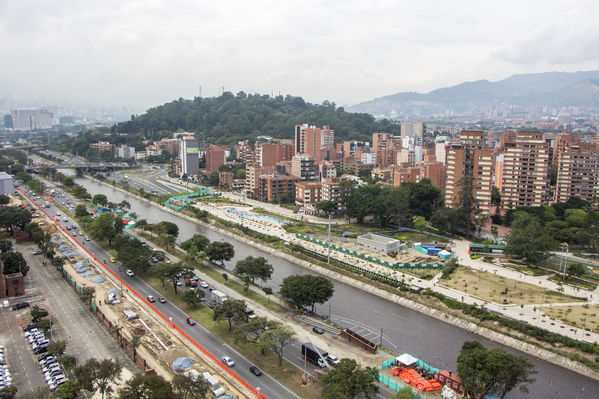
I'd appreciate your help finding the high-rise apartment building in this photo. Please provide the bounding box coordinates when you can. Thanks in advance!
[205,145,226,173]
[291,155,316,181]
[255,142,294,167]
[400,122,424,146]
[555,144,599,203]
[258,174,299,202]
[552,131,579,167]
[294,124,334,161]
[8,109,54,131]
[180,136,199,177]
[444,131,494,218]
[501,131,550,209]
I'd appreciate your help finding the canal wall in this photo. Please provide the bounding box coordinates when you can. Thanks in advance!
[88,178,599,380]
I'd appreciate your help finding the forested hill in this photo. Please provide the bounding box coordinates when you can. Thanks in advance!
[113,92,400,144]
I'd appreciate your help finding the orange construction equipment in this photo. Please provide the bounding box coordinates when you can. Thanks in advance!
[392,367,442,392]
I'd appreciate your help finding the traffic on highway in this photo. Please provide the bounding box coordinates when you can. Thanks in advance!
[19,183,303,399]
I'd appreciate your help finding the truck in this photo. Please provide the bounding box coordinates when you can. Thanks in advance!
[301,342,328,368]
[209,289,228,305]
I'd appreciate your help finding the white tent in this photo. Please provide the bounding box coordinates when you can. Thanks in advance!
[396,353,418,366]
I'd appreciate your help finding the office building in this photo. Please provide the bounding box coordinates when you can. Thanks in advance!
[180,136,199,177]
[401,121,424,146]
[501,131,550,209]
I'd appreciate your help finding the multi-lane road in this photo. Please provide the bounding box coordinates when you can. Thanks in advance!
[20,185,303,399]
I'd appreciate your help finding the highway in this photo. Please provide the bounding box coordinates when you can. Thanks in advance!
[20,185,302,399]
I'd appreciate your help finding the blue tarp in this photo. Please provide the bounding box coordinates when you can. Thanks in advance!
[172,357,197,370]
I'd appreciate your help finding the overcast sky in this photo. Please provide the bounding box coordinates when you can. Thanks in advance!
[2,0,599,110]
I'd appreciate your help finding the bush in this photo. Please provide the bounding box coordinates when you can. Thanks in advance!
[441,259,459,280]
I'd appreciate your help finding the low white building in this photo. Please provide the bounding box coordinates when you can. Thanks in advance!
[356,233,403,254]
[0,172,14,195]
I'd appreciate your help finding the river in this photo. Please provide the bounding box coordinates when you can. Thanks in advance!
[77,177,599,399]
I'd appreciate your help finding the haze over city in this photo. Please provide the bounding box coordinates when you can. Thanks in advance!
[2,0,599,109]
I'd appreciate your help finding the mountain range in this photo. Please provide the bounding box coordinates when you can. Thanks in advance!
[348,70,599,119]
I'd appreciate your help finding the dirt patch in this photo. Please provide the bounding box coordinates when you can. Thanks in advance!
[544,305,599,333]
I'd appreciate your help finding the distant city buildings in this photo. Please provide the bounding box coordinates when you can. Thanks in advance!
[5,109,54,131]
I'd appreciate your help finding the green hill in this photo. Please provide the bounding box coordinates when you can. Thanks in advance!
[113,92,400,144]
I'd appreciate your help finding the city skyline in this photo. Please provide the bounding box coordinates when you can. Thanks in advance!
[1,1,599,109]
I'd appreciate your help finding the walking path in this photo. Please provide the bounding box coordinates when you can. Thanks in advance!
[189,200,599,343]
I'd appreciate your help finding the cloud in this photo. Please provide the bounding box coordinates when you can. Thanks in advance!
[1,0,599,108]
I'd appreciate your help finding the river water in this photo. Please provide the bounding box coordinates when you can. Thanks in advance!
[77,177,598,399]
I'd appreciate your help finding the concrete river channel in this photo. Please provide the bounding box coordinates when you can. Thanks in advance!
[77,177,598,399]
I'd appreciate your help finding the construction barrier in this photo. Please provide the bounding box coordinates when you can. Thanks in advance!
[18,187,267,399]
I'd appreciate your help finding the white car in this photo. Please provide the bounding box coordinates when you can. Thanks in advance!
[126,269,134,277]
[85,236,90,241]
[55,212,61,216]
[199,281,209,289]
[221,356,235,367]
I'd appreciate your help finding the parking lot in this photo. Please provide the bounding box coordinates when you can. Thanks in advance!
[0,242,139,395]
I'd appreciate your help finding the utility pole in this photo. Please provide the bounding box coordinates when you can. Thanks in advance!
[379,328,384,347]
[199,85,202,98]
[327,213,331,264]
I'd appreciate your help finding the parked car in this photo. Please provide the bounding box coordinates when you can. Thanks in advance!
[12,302,30,310]
[312,326,324,334]
[32,250,42,255]
[23,323,38,331]
[199,281,209,289]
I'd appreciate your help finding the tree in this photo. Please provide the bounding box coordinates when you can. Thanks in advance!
[413,216,427,233]
[92,194,108,206]
[88,212,123,246]
[457,341,535,399]
[1,252,28,276]
[181,289,205,307]
[63,177,75,187]
[119,374,174,399]
[205,241,234,266]
[256,323,295,365]
[171,373,209,399]
[567,263,586,278]
[0,386,17,399]
[233,256,274,284]
[233,316,277,345]
[162,263,194,295]
[0,206,32,233]
[0,195,9,206]
[491,186,501,207]
[279,274,334,312]
[74,204,89,217]
[320,358,379,399]
[157,221,178,237]
[181,234,210,252]
[0,239,12,253]
[30,306,48,322]
[212,299,247,331]
[47,340,67,356]
[53,380,80,399]
[58,355,78,375]
[506,212,558,263]
[316,200,336,216]
[74,358,122,399]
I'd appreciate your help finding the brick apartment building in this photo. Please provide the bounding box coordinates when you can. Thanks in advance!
[555,143,599,203]
[500,131,550,209]
[444,131,494,218]
[205,145,226,173]
[259,174,299,202]
[295,124,335,161]
[255,142,294,167]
